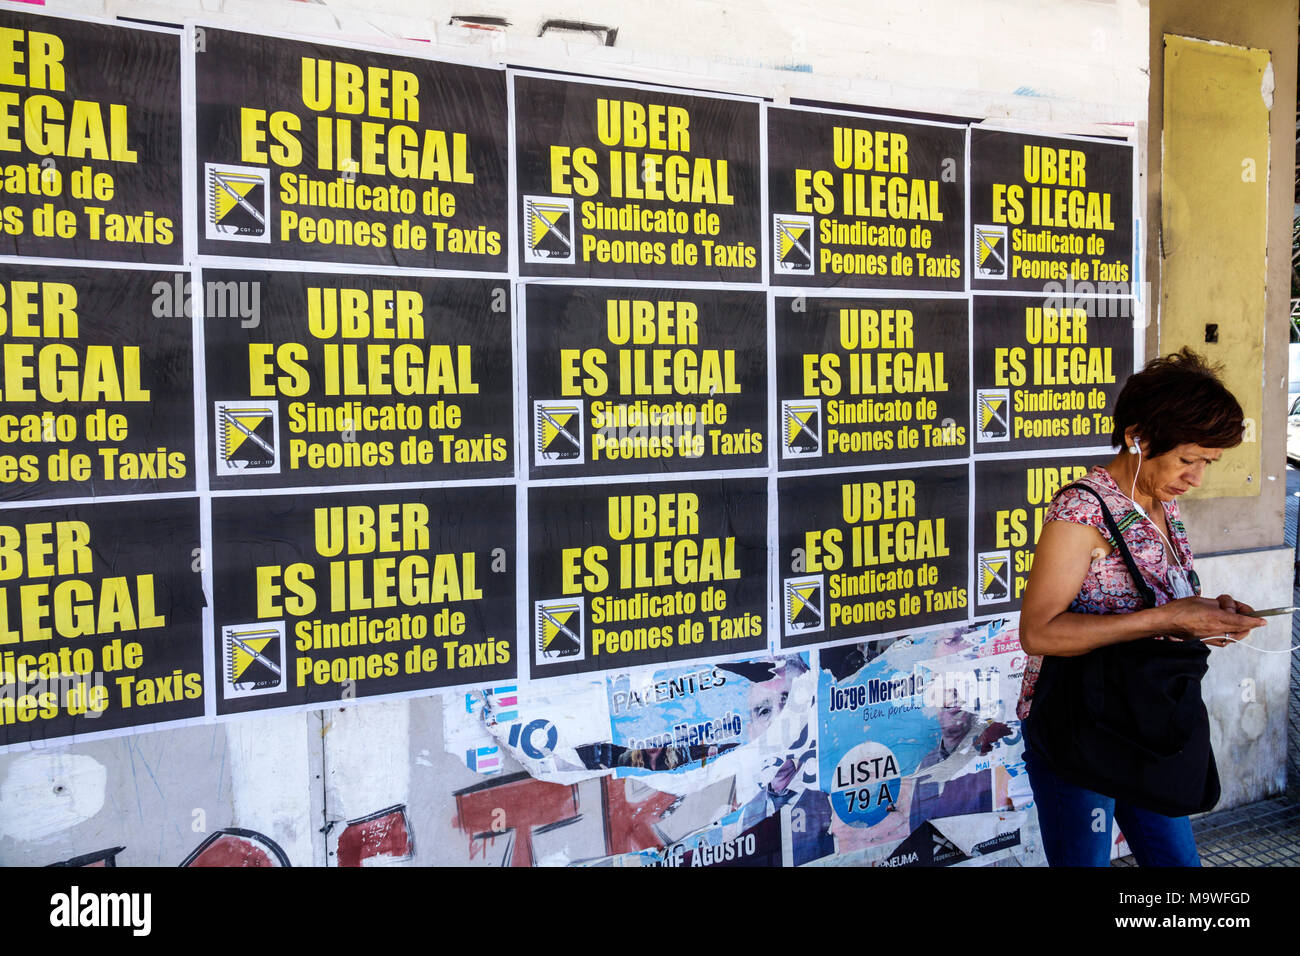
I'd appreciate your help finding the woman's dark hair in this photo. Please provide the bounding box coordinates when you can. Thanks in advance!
[1110,348,1244,457]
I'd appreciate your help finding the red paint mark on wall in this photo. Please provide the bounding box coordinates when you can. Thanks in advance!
[180,829,290,867]
[601,777,677,853]
[453,772,580,867]
[336,805,413,867]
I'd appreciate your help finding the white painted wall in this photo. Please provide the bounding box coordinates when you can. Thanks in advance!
[49,0,1150,133]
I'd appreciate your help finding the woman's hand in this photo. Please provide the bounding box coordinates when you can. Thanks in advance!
[1019,521,1266,657]
[1161,594,1265,644]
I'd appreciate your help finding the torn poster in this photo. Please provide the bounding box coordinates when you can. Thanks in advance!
[458,654,815,796]
[816,619,1032,866]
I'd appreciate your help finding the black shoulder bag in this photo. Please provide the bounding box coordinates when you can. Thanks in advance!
[1022,483,1220,817]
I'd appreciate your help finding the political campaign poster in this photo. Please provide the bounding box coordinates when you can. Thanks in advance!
[528,478,767,678]
[778,464,969,649]
[775,295,968,469]
[970,128,1133,294]
[816,622,1024,867]
[525,284,765,477]
[605,659,771,778]
[192,27,508,270]
[0,265,194,501]
[768,107,965,290]
[0,10,183,263]
[202,269,512,490]
[210,485,515,716]
[971,453,1109,614]
[469,653,813,790]
[643,809,785,867]
[0,497,204,749]
[513,73,761,282]
[972,295,1131,452]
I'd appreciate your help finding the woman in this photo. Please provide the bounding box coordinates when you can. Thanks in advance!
[1018,348,1266,867]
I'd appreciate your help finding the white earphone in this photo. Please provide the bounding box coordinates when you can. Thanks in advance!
[1123,434,1182,568]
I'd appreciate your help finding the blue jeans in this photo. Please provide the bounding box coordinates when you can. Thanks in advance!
[1024,749,1201,867]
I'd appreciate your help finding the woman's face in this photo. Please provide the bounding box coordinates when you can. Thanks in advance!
[1137,442,1224,501]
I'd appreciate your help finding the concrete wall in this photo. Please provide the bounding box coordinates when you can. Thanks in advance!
[1147,0,1299,554]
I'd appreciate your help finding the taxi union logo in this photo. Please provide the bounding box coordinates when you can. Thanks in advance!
[774,214,814,275]
[781,399,821,459]
[534,400,584,466]
[535,599,584,662]
[222,621,285,699]
[206,163,270,242]
[975,389,1010,442]
[523,196,575,264]
[784,574,824,636]
[215,400,280,475]
[973,224,1006,279]
[976,550,1011,605]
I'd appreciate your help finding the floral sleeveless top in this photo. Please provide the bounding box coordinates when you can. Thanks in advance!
[1015,466,1195,720]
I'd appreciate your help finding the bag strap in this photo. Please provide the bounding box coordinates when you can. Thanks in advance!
[1060,482,1158,609]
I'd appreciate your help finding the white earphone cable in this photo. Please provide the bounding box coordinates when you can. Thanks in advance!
[1122,439,1296,652]
[1126,440,1185,570]
[1213,634,1300,653]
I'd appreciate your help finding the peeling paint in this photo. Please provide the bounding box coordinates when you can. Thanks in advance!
[323,701,411,822]
[226,712,313,866]
[0,753,107,842]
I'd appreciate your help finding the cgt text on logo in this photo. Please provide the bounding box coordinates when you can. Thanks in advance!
[774,214,814,275]
[975,389,1009,442]
[973,224,1006,279]
[534,400,584,466]
[535,598,584,662]
[215,401,280,476]
[50,886,151,936]
[523,196,574,264]
[781,400,821,459]
[205,164,270,243]
[222,621,286,699]
[976,550,1011,605]
[783,574,824,636]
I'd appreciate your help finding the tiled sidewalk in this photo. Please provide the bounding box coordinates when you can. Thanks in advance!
[1191,797,1300,866]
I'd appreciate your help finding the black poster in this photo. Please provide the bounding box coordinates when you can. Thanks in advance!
[778,465,968,649]
[525,285,766,478]
[775,295,968,469]
[193,28,508,270]
[970,129,1133,294]
[211,485,515,716]
[0,11,182,263]
[0,497,204,747]
[528,478,767,678]
[514,74,761,282]
[202,269,512,489]
[0,265,194,501]
[972,295,1131,452]
[972,454,1108,614]
[768,108,965,290]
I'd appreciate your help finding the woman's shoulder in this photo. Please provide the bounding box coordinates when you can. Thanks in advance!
[1043,467,1121,539]
[1046,467,1122,514]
